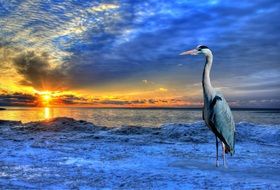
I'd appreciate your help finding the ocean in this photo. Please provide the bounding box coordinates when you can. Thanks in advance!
[0,106,279,126]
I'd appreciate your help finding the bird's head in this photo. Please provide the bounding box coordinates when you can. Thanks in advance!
[180,45,211,56]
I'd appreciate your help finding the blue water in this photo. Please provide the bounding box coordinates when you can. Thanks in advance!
[0,107,279,127]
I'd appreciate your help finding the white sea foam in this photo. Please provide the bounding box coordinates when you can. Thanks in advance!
[0,117,279,189]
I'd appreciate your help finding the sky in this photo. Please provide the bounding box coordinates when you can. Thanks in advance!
[0,0,279,108]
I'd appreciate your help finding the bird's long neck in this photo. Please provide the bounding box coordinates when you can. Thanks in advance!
[202,52,214,100]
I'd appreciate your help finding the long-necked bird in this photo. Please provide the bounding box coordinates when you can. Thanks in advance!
[180,45,235,167]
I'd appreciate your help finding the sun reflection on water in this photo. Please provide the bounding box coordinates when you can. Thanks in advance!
[44,107,51,119]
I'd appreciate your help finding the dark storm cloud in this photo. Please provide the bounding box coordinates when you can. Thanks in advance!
[13,51,67,91]
[58,94,88,105]
[0,92,37,106]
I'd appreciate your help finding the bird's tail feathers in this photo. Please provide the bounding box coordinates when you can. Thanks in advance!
[225,144,235,156]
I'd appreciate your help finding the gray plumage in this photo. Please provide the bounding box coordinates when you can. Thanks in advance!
[180,45,235,167]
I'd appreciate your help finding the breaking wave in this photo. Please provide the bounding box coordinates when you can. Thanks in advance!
[0,117,279,145]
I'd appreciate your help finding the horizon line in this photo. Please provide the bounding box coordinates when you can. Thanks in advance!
[1,105,280,110]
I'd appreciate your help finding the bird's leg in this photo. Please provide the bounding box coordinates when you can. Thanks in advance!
[222,143,227,168]
[215,136,219,167]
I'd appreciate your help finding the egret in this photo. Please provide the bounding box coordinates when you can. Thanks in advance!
[180,45,235,167]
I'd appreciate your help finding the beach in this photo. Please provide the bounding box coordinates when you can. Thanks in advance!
[0,117,279,189]
[1,0,279,189]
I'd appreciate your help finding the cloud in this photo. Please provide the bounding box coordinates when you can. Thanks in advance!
[56,94,88,105]
[89,3,119,12]
[142,80,148,84]
[12,51,68,91]
[0,92,37,106]
[142,79,155,85]
[159,87,168,92]
[0,0,279,108]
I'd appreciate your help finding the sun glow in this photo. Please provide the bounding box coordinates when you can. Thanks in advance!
[36,91,53,106]
[42,94,51,101]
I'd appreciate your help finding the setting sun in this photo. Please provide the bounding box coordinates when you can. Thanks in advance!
[42,94,51,101]
[38,91,53,106]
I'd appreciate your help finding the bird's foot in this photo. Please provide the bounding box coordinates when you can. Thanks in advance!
[216,161,219,167]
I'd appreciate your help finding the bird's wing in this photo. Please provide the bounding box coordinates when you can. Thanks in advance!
[210,94,235,155]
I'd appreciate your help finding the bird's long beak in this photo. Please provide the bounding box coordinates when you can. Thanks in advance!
[179,49,199,56]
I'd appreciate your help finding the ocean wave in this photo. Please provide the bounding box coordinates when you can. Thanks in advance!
[0,117,279,145]
[101,121,280,145]
[236,122,280,145]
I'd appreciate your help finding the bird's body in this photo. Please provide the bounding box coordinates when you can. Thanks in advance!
[180,45,235,167]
